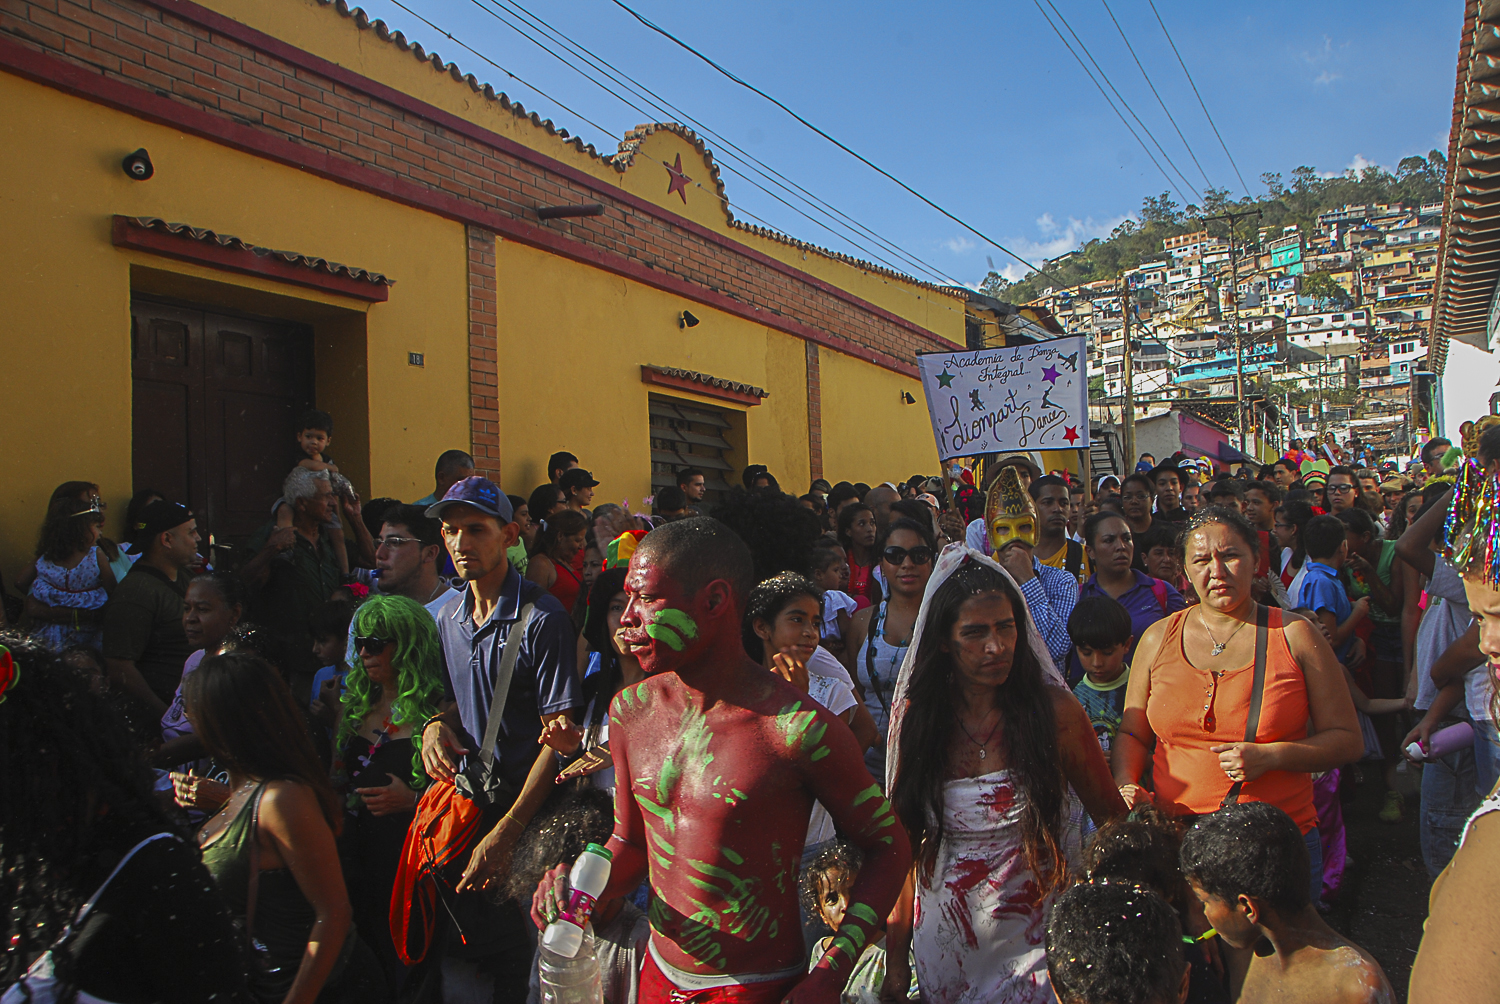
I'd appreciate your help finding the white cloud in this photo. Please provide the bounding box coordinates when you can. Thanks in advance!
[991,214,1131,280]
[1317,153,1390,178]
[1314,70,1340,85]
[944,236,976,254]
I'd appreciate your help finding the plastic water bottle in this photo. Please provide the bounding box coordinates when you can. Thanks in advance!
[1406,721,1476,762]
[541,843,613,958]
[538,923,602,1004]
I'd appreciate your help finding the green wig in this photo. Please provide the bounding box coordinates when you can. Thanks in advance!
[337,594,445,791]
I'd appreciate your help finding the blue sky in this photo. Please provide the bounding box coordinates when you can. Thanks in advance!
[349,0,1464,285]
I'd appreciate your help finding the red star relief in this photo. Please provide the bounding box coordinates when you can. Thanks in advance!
[664,153,692,204]
[1063,426,1080,445]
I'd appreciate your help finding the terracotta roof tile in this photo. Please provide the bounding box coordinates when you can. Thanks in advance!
[645,365,769,399]
[123,217,393,286]
[317,2,957,297]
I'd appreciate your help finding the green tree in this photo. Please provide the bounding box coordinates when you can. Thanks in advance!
[1300,270,1353,308]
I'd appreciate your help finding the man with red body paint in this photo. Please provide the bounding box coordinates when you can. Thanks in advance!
[533,518,911,1003]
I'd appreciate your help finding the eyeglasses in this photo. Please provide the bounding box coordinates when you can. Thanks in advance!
[883,545,934,566]
[375,535,421,549]
[1328,483,1356,494]
[355,635,394,654]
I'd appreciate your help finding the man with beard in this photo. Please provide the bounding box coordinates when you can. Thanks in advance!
[531,518,910,1003]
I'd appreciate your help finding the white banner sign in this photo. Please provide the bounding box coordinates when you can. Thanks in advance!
[916,337,1089,461]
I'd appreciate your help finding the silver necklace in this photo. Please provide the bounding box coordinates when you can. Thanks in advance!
[1200,609,1247,656]
[956,710,1003,759]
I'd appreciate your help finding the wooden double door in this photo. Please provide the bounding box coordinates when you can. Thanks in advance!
[131,299,314,546]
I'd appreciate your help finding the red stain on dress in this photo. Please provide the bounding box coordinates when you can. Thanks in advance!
[942,857,991,948]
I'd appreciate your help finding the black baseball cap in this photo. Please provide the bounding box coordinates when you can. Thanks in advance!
[426,476,514,522]
[126,500,194,554]
[560,468,600,491]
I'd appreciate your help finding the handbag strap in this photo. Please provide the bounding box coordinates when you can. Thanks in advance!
[245,782,268,941]
[478,600,538,770]
[1221,604,1270,809]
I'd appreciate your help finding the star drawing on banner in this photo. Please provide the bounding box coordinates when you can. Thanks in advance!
[664,153,691,203]
[1041,364,1061,385]
[1063,426,1080,445]
[936,369,956,388]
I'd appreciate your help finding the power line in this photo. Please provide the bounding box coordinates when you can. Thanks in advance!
[1040,0,1202,206]
[1146,0,1251,198]
[1030,0,1194,210]
[1097,0,1215,192]
[486,0,966,285]
[483,0,968,285]
[386,0,619,142]
[608,0,1066,287]
[469,0,963,284]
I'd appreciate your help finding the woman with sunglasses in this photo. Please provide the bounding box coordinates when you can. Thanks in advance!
[337,594,444,990]
[843,518,937,784]
[25,492,117,651]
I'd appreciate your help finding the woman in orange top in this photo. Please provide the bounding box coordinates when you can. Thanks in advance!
[1112,507,1361,902]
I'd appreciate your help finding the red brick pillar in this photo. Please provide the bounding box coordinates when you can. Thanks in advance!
[806,341,823,483]
[468,226,500,482]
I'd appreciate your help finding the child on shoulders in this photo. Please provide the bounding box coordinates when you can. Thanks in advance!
[274,409,353,577]
[809,543,859,659]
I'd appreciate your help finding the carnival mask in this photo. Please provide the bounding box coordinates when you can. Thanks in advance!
[986,466,1037,553]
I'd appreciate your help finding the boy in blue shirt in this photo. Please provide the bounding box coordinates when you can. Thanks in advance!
[1294,515,1368,663]
[1068,595,1134,767]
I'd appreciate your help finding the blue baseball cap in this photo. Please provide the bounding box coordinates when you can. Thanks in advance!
[426,476,514,523]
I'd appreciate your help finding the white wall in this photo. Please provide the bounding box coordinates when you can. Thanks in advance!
[1442,338,1500,436]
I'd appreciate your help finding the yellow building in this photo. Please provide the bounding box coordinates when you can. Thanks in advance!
[0,0,976,578]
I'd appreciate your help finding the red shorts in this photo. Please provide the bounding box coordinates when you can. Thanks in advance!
[640,952,803,1004]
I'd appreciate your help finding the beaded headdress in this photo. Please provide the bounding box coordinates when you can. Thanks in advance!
[1443,415,1500,585]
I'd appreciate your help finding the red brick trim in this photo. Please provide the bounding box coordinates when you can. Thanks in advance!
[805,342,823,481]
[640,366,764,407]
[131,0,957,354]
[110,214,390,300]
[0,34,921,379]
[467,226,500,481]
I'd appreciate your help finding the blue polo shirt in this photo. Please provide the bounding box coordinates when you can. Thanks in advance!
[1296,560,1353,661]
[435,567,581,789]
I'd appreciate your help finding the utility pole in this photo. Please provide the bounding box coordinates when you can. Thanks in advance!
[1202,209,1262,457]
[1120,278,1136,471]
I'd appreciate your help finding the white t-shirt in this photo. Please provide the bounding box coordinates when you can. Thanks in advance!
[805,673,859,847]
[821,590,858,642]
[807,645,855,689]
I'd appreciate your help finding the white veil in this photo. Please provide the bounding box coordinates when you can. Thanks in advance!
[884,542,1069,793]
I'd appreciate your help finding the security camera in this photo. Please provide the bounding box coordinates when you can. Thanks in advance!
[122,148,154,181]
[679,310,700,329]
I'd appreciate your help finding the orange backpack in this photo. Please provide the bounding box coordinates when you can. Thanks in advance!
[389,778,485,966]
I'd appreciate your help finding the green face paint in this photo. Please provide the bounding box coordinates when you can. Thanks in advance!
[643,607,700,652]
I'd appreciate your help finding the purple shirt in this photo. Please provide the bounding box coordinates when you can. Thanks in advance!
[1068,570,1186,684]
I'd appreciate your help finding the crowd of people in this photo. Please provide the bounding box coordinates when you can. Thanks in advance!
[2,407,1497,1004]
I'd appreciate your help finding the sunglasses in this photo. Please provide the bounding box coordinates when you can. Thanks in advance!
[882,545,934,566]
[355,635,394,654]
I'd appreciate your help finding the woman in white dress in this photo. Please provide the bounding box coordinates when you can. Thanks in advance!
[882,548,1125,1004]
